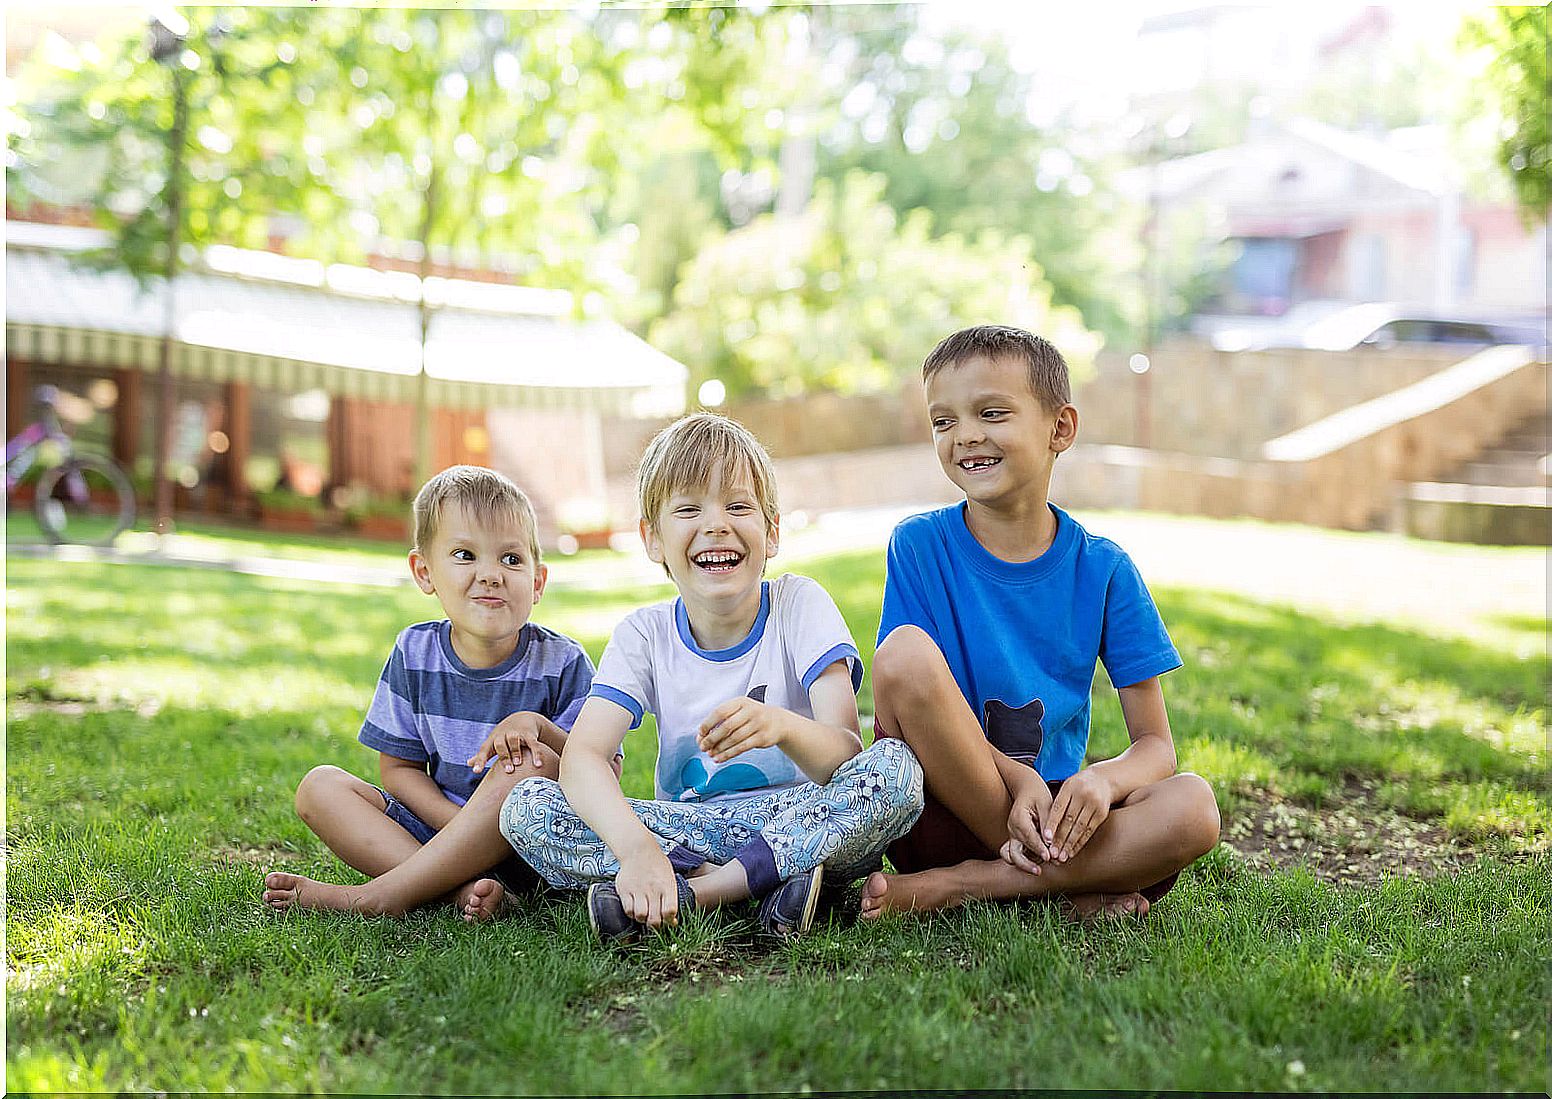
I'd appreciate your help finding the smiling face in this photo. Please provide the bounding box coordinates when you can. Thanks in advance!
[642,462,778,616]
[409,501,547,667]
[926,353,1077,512]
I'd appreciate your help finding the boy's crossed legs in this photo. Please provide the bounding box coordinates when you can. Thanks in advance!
[262,749,556,921]
[503,737,923,908]
[861,626,1220,919]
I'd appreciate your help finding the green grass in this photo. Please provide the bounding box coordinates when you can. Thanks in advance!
[6,542,1549,1092]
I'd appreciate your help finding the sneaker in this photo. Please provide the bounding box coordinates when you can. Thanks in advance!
[756,863,825,939]
[586,874,697,943]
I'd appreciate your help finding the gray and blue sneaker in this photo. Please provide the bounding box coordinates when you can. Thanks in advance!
[756,863,825,939]
[586,874,697,943]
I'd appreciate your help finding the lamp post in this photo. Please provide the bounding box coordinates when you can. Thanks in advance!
[148,10,190,536]
[1134,111,1191,452]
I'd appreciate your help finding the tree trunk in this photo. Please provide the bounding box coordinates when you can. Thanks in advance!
[153,63,189,535]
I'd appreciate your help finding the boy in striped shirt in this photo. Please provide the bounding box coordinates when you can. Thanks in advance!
[262,465,601,921]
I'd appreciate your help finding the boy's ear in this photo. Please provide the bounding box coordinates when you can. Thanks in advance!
[639,518,664,564]
[766,513,780,560]
[408,548,436,594]
[1050,404,1079,454]
[532,562,549,603]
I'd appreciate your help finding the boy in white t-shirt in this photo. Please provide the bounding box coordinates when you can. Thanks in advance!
[501,413,925,939]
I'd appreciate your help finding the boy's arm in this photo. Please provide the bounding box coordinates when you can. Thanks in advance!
[378,753,460,831]
[1046,675,1177,862]
[696,660,862,784]
[560,697,682,927]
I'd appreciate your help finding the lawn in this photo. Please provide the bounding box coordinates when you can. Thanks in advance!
[6,532,1548,1092]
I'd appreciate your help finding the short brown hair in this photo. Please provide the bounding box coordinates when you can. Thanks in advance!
[922,325,1071,411]
[637,413,778,534]
[412,465,541,564]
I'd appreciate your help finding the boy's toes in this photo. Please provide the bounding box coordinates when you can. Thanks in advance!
[1062,891,1150,922]
[459,878,506,923]
[858,871,890,920]
[261,872,301,908]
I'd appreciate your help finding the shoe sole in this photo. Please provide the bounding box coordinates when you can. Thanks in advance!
[777,862,825,937]
[586,882,606,941]
[798,862,825,934]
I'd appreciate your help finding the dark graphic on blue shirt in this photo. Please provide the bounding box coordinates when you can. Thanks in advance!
[983,697,1045,763]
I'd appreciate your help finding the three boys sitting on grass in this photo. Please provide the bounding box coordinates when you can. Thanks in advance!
[264,322,1219,934]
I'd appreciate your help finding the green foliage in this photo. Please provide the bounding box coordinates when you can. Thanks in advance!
[814,24,1141,344]
[6,11,293,278]
[1461,6,1551,219]
[649,171,1097,399]
[254,487,324,516]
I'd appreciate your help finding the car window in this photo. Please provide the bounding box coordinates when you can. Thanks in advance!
[1431,322,1493,344]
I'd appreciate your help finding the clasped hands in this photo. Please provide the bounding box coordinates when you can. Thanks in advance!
[1000,767,1113,874]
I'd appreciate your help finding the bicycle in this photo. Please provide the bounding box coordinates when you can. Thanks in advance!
[6,385,137,545]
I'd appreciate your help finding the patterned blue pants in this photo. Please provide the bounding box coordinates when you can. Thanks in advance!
[500,738,924,896]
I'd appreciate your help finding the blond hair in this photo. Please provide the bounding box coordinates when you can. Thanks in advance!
[412,465,541,564]
[637,413,778,534]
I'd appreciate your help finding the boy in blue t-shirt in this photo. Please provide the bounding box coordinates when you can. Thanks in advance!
[261,465,600,921]
[859,325,1221,921]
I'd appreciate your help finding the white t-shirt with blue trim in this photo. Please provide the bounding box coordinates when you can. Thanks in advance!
[590,573,863,803]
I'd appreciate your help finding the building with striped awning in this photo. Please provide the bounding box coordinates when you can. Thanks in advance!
[5,220,687,540]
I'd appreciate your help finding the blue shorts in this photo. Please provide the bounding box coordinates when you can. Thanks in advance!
[374,785,545,895]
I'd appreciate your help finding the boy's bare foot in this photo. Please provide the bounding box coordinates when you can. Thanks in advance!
[858,869,966,918]
[262,871,368,914]
[457,877,507,923]
[1060,891,1150,921]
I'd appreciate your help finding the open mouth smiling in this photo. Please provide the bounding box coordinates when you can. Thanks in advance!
[958,456,1002,473]
[692,549,745,573]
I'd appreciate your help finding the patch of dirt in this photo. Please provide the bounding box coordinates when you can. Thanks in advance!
[8,695,163,719]
[1221,783,1479,885]
[212,841,299,865]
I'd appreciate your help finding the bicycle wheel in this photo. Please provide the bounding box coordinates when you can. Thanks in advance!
[34,453,137,546]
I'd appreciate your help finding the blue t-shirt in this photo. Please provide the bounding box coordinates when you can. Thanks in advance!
[358,620,594,805]
[876,502,1181,781]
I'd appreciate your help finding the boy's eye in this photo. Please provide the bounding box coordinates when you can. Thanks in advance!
[981,409,1009,420]
[501,553,523,567]
[728,502,753,514]
[673,506,698,517]
[931,418,954,431]
[451,548,474,561]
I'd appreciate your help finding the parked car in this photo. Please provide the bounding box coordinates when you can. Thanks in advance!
[1210,303,1547,353]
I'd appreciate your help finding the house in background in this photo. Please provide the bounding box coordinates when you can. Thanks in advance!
[5,220,686,543]
[1131,116,1547,336]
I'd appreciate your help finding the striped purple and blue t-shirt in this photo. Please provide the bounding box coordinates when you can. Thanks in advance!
[358,619,593,806]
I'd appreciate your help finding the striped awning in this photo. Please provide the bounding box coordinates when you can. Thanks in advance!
[5,225,687,417]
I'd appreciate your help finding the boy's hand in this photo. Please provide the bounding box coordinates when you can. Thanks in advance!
[1046,768,1114,863]
[468,712,546,774]
[697,697,791,763]
[1002,774,1055,874]
[615,848,681,928]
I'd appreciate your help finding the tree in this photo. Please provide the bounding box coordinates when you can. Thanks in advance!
[649,171,1095,400]
[7,10,302,529]
[1461,6,1551,220]
[811,24,1141,345]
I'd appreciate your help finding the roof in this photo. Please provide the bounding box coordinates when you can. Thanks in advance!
[4,221,687,417]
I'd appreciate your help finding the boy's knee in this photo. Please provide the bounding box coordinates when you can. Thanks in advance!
[1173,772,1221,856]
[872,625,944,703]
[295,765,353,822]
[502,775,562,828]
[855,738,926,819]
[476,746,560,795]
